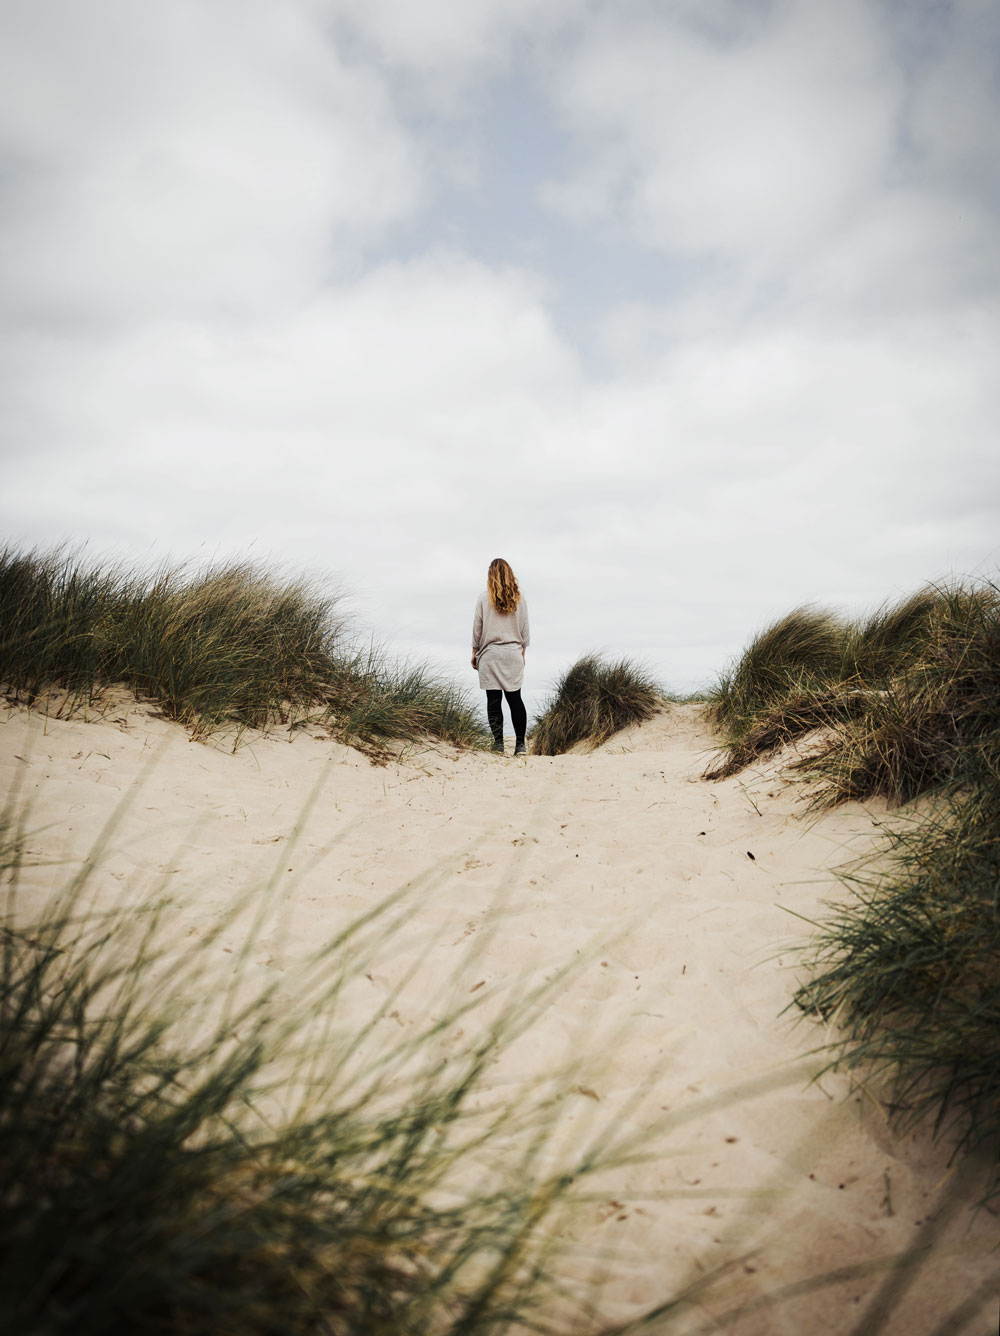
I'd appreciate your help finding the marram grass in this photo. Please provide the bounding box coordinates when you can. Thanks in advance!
[794,580,1000,809]
[707,575,1000,1200]
[707,606,845,739]
[705,579,1000,807]
[0,545,487,753]
[0,792,680,1336]
[793,756,1000,1200]
[530,654,664,756]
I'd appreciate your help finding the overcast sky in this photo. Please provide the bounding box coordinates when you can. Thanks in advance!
[2,0,998,716]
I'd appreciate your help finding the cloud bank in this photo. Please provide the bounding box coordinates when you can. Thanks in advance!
[2,0,998,710]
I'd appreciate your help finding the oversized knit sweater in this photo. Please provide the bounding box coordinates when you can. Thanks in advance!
[472,592,530,658]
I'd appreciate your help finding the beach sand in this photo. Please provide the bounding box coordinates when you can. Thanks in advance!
[2,696,996,1333]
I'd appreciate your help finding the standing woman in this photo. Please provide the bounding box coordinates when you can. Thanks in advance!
[471,558,530,755]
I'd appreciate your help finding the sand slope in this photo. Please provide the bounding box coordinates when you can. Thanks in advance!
[1,698,996,1333]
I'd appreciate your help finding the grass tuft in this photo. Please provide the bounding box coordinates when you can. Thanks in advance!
[707,575,1000,1198]
[530,655,664,756]
[705,581,1000,806]
[0,797,669,1334]
[0,545,487,754]
[792,754,1000,1198]
[794,581,1000,809]
[840,587,943,682]
[706,606,844,736]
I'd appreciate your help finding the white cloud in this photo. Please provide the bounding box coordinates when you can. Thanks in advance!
[1,0,998,705]
[6,249,995,694]
[0,1,424,323]
[0,253,579,548]
[544,1,900,258]
[329,0,578,106]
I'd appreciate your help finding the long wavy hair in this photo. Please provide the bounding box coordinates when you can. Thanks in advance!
[487,558,520,615]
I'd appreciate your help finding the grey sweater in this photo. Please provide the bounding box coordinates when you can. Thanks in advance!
[472,592,530,657]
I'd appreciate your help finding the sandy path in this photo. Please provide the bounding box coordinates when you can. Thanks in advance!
[1,698,996,1333]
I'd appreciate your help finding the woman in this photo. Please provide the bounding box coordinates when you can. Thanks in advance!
[471,558,530,756]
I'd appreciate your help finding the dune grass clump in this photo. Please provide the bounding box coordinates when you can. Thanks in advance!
[794,754,1000,1197]
[530,654,663,756]
[707,606,846,742]
[704,604,853,781]
[839,587,943,683]
[0,545,486,752]
[704,582,999,799]
[0,800,667,1335]
[324,648,487,754]
[707,576,1000,1196]
[797,582,1000,808]
[703,683,869,782]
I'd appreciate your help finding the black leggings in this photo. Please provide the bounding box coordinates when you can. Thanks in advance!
[486,689,527,744]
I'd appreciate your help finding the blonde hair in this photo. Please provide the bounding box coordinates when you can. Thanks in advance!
[487,558,520,615]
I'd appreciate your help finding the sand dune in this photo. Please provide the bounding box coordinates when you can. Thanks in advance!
[2,697,995,1333]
